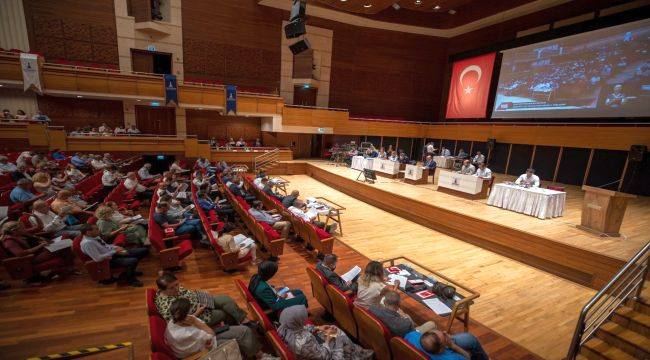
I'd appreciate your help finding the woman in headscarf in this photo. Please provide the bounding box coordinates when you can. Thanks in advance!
[278,305,373,360]
[248,260,308,313]
[95,206,149,246]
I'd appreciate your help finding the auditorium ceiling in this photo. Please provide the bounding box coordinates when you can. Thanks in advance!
[312,0,536,29]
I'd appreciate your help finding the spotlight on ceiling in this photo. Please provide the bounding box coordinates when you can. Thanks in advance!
[363,3,372,8]
[448,9,456,15]
[392,3,400,10]
[433,5,441,10]
[415,0,422,5]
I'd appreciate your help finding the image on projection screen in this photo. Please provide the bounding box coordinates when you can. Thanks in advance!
[492,19,650,118]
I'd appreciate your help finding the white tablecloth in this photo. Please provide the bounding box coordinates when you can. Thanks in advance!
[351,156,373,171]
[487,183,566,219]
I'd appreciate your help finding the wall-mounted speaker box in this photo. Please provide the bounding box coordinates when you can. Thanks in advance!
[290,0,306,22]
[289,38,311,55]
[284,19,306,39]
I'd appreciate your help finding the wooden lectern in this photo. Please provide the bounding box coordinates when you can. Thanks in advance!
[580,186,636,236]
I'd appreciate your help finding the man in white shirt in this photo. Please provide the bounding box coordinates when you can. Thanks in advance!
[515,168,540,187]
[472,151,485,166]
[0,156,17,173]
[126,125,141,134]
[91,155,108,171]
[102,166,120,188]
[79,223,147,287]
[459,160,476,175]
[29,200,83,237]
[124,172,154,199]
[138,163,158,180]
[114,126,126,135]
[425,142,436,156]
[288,200,337,233]
[15,151,33,168]
[98,122,111,133]
[474,162,492,179]
[440,147,451,157]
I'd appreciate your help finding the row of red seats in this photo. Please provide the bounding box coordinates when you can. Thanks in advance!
[147,191,194,271]
[219,177,285,258]
[189,183,253,272]
[244,176,334,256]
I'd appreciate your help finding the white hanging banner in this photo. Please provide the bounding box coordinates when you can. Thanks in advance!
[20,53,42,94]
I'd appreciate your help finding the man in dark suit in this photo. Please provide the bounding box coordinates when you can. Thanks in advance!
[316,254,358,293]
[423,155,437,171]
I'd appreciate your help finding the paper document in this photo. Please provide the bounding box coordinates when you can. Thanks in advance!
[46,237,72,252]
[341,265,361,283]
[387,274,408,289]
[129,214,143,221]
[177,183,189,193]
[306,197,317,203]
[423,298,452,316]
[233,234,255,248]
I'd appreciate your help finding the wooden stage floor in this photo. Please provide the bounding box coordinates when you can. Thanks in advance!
[304,160,650,262]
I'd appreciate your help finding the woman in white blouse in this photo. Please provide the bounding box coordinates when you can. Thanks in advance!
[164,298,218,358]
[354,260,395,309]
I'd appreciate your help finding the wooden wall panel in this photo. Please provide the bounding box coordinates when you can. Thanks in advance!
[308,17,447,122]
[185,110,261,141]
[262,132,312,159]
[36,96,124,130]
[23,0,119,66]
[135,106,176,135]
[181,0,283,91]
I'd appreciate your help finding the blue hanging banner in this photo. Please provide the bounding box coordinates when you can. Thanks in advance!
[164,74,178,106]
[226,85,237,115]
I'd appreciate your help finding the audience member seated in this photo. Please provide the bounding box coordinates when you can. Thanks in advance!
[0,156,17,173]
[113,126,126,135]
[102,166,120,191]
[153,202,205,242]
[216,231,258,265]
[10,179,44,206]
[316,254,358,293]
[2,109,15,121]
[195,157,211,172]
[51,171,74,190]
[29,200,83,238]
[459,160,476,175]
[65,164,86,182]
[278,305,373,360]
[192,172,211,192]
[98,122,112,134]
[281,190,299,208]
[1,221,75,282]
[165,298,240,358]
[370,290,436,337]
[71,153,90,170]
[235,137,246,147]
[11,165,32,182]
[138,163,159,181]
[248,260,308,312]
[398,152,411,164]
[288,200,337,233]
[475,163,492,179]
[388,151,398,162]
[126,125,140,134]
[515,168,540,187]
[95,206,149,246]
[261,178,283,201]
[16,151,33,168]
[79,224,147,287]
[51,190,91,219]
[31,111,51,123]
[405,329,489,360]
[169,160,185,174]
[248,201,291,239]
[124,172,154,200]
[197,191,235,223]
[228,176,256,203]
[15,109,27,121]
[90,155,108,171]
[457,149,468,159]
[254,138,262,147]
[104,201,146,225]
[155,272,263,358]
[51,149,66,161]
[440,147,451,157]
[424,155,437,171]
[31,172,56,197]
[354,260,393,309]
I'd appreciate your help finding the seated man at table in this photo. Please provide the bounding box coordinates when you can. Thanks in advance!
[474,162,492,179]
[316,254,358,293]
[440,147,451,157]
[515,168,540,187]
[472,151,485,166]
[369,290,436,337]
[398,152,411,164]
[282,189,299,208]
[458,160,475,175]
[248,201,291,239]
[288,200,338,233]
[405,329,489,360]
[423,155,437,171]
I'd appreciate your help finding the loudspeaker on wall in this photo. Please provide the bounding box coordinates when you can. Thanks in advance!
[289,38,311,55]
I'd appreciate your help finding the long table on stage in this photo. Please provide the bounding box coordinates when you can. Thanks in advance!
[372,158,401,178]
[437,170,490,199]
[403,164,429,184]
[487,183,566,219]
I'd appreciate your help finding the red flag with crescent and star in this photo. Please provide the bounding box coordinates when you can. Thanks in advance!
[445,52,496,119]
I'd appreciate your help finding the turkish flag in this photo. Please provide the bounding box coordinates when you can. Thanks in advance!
[445,52,496,119]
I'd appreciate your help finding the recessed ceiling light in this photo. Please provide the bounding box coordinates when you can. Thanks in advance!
[76,95,83,98]
[0,84,4,87]
[340,0,347,2]
[136,99,141,102]
[448,9,456,14]
[363,3,372,8]
[434,5,441,10]
[415,0,422,5]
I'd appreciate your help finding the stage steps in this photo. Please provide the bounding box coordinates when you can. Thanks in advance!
[580,299,650,360]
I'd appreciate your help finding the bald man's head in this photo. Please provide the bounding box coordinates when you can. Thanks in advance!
[420,331,443,354]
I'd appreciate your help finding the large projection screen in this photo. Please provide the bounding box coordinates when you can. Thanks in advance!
[492,19,650,118]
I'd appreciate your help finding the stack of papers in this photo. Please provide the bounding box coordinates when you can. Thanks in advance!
[422,298,452,316]
[45,236,73,252]
[233,234,256,248]
[387,274,408,289]
[341,265,361,283]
